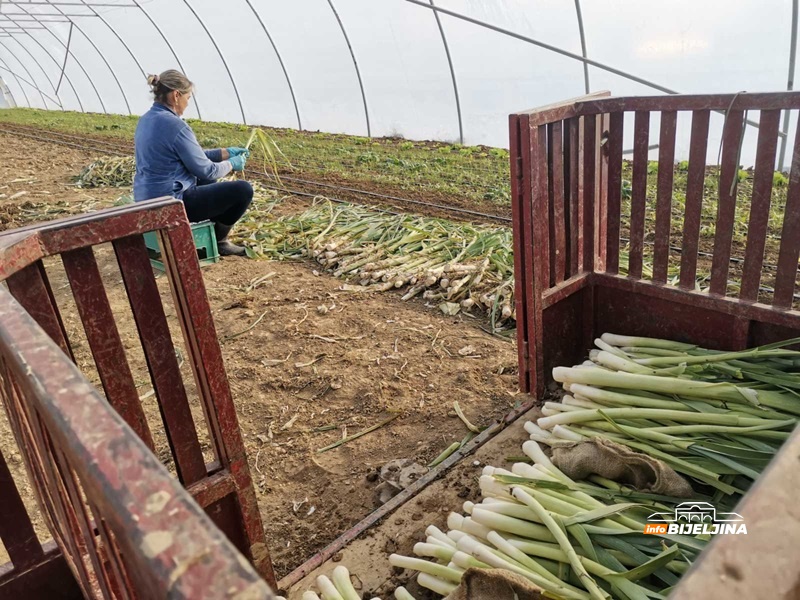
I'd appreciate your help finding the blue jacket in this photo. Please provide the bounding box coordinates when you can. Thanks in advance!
[133,103,232,201]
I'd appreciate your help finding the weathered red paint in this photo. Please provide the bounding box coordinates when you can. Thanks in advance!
[628,110,650,280]
[0,199,277,597]
[567,117,581,278]
[511,91,800,397]
[605,112,624,274]
[710,108,744,296]
[679,110,711,290]
[550,120,567,284]
[61,246,155,451]
[112,234,207,485]
[653,110,677,284]
[773,116,800,308]
[5,262,74,359]
[509,113,531,393]
[740,110,781,301]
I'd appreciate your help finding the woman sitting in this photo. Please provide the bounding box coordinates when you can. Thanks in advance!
[133,69,252,256]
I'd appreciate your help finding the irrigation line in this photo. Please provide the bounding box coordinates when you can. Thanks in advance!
[0,126,128,155]
[251,171,512,223]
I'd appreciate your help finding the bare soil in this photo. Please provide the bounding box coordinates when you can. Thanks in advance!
[0,133,521,578]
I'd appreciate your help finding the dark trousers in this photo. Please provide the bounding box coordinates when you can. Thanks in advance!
[182,179,253,226]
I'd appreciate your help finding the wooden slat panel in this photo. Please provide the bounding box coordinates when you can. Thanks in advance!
[89,506,134,600]
[567,117,580,277]
[535,124,552,294]
[594,272,800,331]
[550,121,567,284]
[582,114,597,272]
[740,110,781,301]
[679,110,711,289]
[530,123,550,396]
[605,112,624,273]
[0,448,43,570]
[2,376,95,596]
[578,92,800,115]
[158,223,276,586]
[596,113,610,271]
[521,90,611,125]
[54,453,114,599]
[628,110,650,279]
[60,247,155,451]
[653,110,678,283]
[540,273,592,309]
[509,114,532,392]
[710,109,745,295]
[0,285,276,597]
[113,235,207,486]
[0,369,69,564]
[774,116,800,308]
[576,117,586,274]
[580,116,597,359]
[0,542,81,599]
[6,262,73,359]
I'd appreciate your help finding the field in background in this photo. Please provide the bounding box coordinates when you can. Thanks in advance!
[1,107,795,304]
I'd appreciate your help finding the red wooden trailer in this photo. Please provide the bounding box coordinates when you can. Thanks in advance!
[509,90,800,598]
[0,199,276,597]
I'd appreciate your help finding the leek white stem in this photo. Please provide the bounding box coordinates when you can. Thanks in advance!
[389,554,463,584]
[414,542,455,562]
[512,487,607,600]
[416,572,457,596]
[315,575,344,600]
[332,566,360,600]
[425,525,456,548]
[393,586,416,600]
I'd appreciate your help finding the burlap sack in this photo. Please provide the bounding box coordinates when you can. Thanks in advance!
[444,568,544,600]
[551,438,693,498]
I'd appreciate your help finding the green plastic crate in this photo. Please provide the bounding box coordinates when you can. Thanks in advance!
[143,220,220,271]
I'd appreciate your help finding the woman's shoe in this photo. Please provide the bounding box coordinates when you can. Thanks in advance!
[214,222,248,257]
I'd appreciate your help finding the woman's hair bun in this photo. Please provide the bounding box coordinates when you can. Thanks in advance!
[148,70,192,102]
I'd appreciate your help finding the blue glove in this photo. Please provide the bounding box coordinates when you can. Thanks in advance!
[227,147,250,158]
[230,155,247,172]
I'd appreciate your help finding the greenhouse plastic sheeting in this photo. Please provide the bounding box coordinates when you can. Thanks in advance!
[0,0,797,155]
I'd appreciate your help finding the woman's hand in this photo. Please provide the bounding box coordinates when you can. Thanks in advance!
[227,147,250,158]
[230,155,247,172]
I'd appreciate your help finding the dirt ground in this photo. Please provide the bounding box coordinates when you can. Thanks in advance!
[285,410,538,598]
[0,133,522,578]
